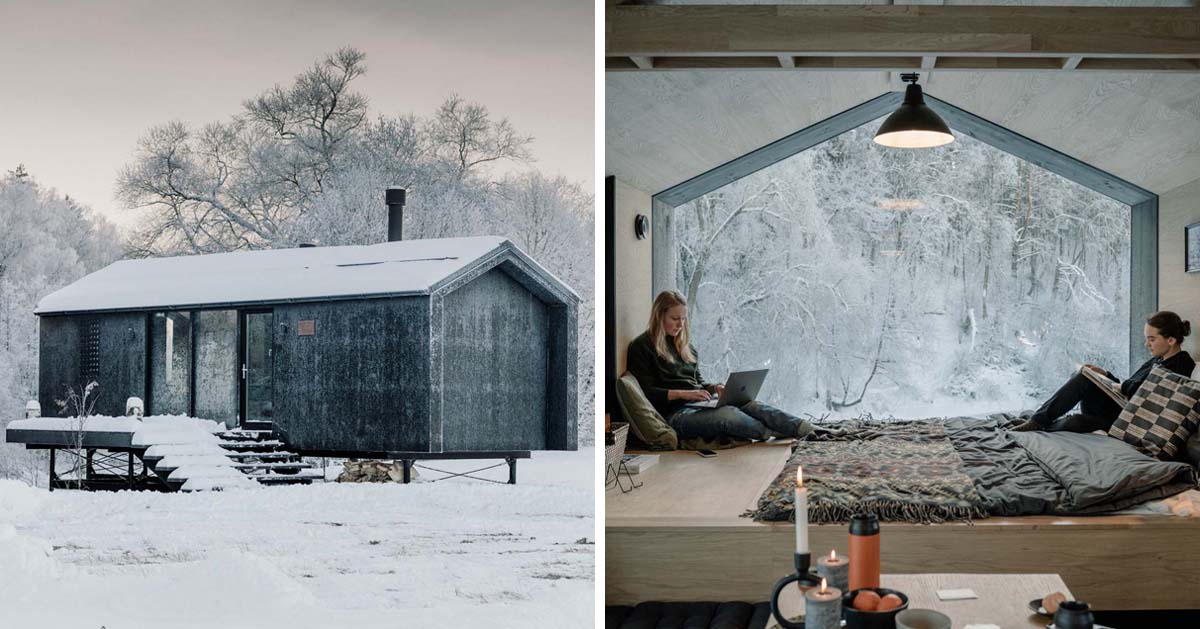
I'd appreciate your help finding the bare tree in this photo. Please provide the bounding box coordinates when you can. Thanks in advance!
[244,46,369,193]
[428,95,533,178]
[55,381,99,489]
[119,48,371,255]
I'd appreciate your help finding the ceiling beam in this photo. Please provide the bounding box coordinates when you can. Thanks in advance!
[606,5,1200,73]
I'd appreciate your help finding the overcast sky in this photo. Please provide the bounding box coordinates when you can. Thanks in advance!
[0,0,593,228]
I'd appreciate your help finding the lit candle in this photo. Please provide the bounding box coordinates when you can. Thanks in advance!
[803,577,841,629]
[795,466,808,554]
[816,548,849,591]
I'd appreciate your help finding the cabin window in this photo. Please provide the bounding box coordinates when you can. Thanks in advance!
[194,310,238,426]
[150,311,192,415]
[669,120,1131,418]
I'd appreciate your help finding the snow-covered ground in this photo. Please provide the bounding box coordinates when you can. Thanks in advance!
[0,448,595,629]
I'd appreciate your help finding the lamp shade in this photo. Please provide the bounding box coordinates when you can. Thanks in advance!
[874,83,953,148]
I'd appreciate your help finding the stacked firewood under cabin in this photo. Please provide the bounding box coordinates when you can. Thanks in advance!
[338,459,418,483]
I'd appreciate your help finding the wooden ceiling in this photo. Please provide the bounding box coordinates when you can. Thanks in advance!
[608,4,1200,72]
[606,1,1200,199]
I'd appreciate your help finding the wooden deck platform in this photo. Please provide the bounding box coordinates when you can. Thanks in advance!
[606,440,1200,610]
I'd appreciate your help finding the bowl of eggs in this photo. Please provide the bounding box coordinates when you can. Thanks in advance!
[842,588,909,629]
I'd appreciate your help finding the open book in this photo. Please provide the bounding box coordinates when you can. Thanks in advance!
[1080,367,1126,406]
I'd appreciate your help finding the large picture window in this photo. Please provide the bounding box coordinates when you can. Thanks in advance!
[673,120,1130,418]
[150,311,193,415]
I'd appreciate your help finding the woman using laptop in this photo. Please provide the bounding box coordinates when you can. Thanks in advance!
[1011,311,1195,433]
[625,290,816,442]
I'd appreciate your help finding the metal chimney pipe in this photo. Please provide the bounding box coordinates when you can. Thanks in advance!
[386,187,407,242]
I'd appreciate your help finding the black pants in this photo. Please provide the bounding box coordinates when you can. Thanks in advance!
[1030,371,1123,432]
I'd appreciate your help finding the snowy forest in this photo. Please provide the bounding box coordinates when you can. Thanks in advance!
[675,120,1130,419]
[0,48,595,481]
[0,168,125,480]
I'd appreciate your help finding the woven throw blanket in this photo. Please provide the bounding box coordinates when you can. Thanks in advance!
[746,420,988,524]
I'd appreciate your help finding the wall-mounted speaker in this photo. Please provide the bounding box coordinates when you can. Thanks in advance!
[634,214,649,240]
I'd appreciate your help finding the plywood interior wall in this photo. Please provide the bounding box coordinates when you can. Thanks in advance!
[613,178,653,376]
[1158,176,1200,358]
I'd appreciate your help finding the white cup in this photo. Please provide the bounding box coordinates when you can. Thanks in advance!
[895,608,952,629]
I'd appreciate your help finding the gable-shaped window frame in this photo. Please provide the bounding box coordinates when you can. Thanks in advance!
[649,91,1157,373]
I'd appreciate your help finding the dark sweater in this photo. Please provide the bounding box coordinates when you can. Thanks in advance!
[626,331,709,418]
[1106,350,1196,398]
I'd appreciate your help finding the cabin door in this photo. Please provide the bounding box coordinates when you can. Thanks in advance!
[240,310,274,428]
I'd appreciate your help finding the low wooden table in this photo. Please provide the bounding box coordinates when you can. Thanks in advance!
[768,573,1070,629]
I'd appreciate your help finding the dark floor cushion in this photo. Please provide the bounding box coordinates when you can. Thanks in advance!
[606,601,770,629]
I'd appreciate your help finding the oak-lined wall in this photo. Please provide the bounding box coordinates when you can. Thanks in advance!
[610,177,654,383]
[1159,175,1200,358]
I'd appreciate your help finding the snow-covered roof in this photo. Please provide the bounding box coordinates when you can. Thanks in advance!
[36,236,575,314]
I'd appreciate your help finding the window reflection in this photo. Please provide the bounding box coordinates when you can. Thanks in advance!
[150,311,192,415]
[195,310,238,427]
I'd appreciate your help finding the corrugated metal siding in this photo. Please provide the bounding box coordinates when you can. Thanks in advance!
[441,269,549,451]
[272,297,431,452]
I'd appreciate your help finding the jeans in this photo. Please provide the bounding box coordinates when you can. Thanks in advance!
[667,401,815,442]
[1030,370,1123,432]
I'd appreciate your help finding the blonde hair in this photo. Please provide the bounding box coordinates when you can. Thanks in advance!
[648,290,696,363]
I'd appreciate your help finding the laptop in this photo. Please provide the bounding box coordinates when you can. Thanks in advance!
[685,369,769,409]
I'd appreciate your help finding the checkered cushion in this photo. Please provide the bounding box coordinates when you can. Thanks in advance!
[1108,364,1200,460]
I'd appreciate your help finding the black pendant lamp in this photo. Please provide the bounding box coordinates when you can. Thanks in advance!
[874,73,953,149]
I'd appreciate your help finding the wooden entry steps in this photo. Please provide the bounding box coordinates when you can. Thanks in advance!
[138,429,323,490]
[216,440,287,451]
[213,430,322,486]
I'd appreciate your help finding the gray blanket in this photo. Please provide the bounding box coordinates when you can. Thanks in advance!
[945,415,1198,516]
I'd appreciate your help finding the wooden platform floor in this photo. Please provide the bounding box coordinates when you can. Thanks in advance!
[606,441,1200,610]
[608,439,795,526]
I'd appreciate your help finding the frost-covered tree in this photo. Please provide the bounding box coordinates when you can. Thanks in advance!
[0,169,122,483]
[676,122,1129,418]
[116,48,595,443]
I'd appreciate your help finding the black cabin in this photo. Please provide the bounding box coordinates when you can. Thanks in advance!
[34,235,579,455]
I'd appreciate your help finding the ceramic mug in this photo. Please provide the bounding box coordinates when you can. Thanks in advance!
[894,608,952,629]
[1053,600,1095,629]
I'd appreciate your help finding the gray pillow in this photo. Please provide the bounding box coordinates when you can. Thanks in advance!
[615,373,678,450]
[1187,430,1200,467]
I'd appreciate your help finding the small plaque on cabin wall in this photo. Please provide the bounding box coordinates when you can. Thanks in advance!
[297,320,316,336]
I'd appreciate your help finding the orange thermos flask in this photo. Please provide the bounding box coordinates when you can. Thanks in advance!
[848,513,880,590]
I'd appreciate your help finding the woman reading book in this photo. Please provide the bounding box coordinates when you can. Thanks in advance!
[1012,311,1195,433]
[626,290,816,442]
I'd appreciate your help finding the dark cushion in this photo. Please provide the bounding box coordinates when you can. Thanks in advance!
[1108,364,1200,460]
[616,373,678,450]
[606,601,768,629]
[1187,430,1200,467]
